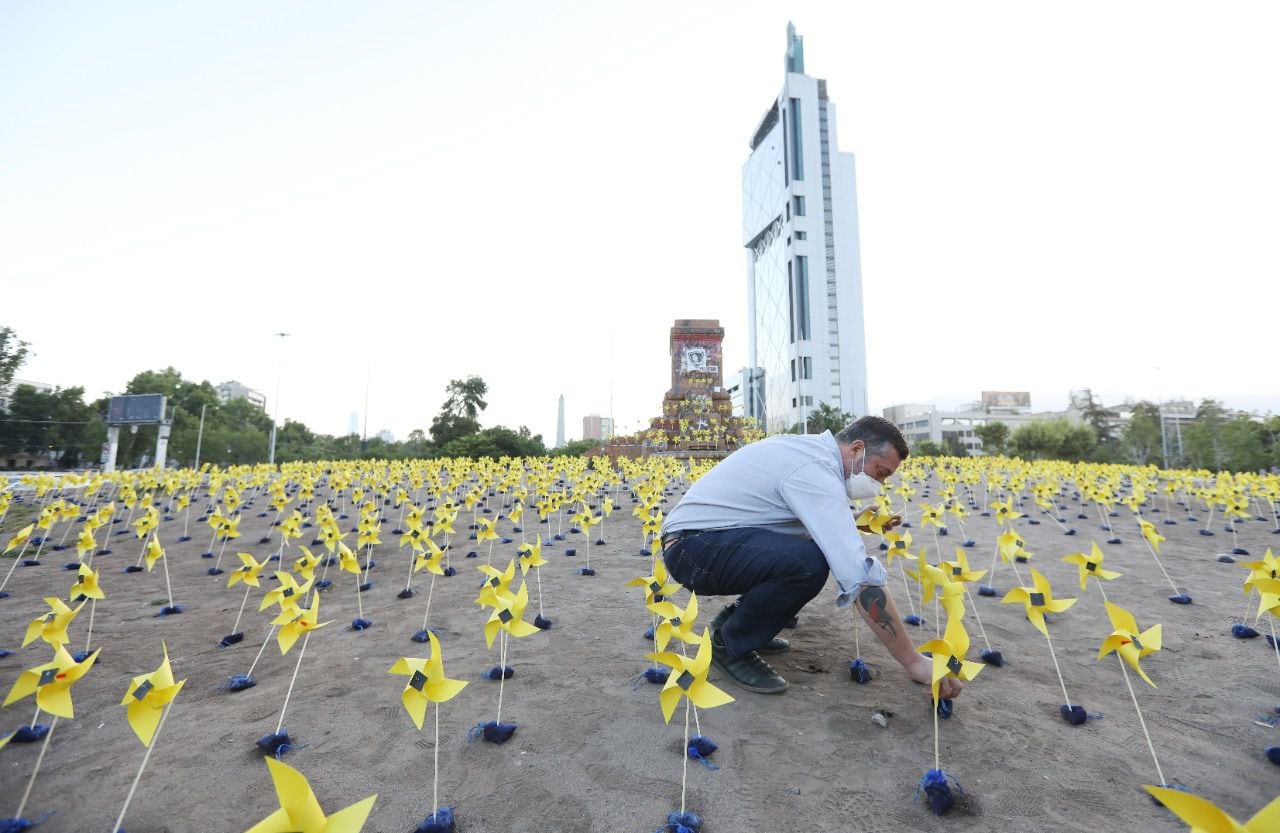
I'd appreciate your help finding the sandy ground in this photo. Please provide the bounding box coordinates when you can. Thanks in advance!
[1,465,1278,833]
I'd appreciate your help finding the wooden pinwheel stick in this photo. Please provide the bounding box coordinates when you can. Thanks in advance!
[1041,626,1076,713]
[133,532,150,569]
[1139,538,1184,598]
[1114,653,1165,786]
[244,625,278,679]
[230,585,254,636]
[1269,615,1280,676]
[277,631,312,736]
[161,545,177,610]
[112,699,176,833]
[680,697,692,817]
[12,715,59,821]
[895,561,918,620]
[418,574,438,634]
[495,630,509,726]
[961,586,995,652]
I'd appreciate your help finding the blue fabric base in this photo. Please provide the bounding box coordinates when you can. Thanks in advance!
[219,632,244,648]
[1060,705,1088,725]
[12,724,50,743]
[919,768,956,816]
[351,618,373,630]
[1231,623,1259,638]
[226,674,257,691]
[980,648,1005,667]
[849,658,872,684]
[414,807,455,833]
[977,585,997,597]
[534,614,552,630]
[156,605,184,617]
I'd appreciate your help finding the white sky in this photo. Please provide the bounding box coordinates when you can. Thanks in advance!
[3,1,1277,443]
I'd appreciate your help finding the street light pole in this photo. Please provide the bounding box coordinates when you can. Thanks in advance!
[268,332,290,466]
[194,403,207,469]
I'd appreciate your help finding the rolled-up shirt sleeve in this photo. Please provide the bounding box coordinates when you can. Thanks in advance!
[779,463,887,608]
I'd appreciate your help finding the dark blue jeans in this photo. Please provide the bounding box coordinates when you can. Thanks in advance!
[663,527,829,658]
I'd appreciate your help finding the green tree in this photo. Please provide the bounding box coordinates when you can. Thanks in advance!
[443,425,547,459]
[974,421,1009,456]
[912,439,947,457]
[1121,402,1164,467]
[0,384,99,467]
[0,326,30,392]
[1220,414,1266,473]
[806,402,852,434]
[1184,399,1227,470]
[443,376,489,419]
[550,437,599,457]
[1009,418,1097,461]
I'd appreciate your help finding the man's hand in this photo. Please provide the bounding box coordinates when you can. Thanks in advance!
[905,653,963,700]
[885,513,904,531]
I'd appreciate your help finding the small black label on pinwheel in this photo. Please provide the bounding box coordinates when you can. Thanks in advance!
[649,581,661,593]
[133,679,153,700]
[952,566,962,576]
[409,670,428,691]
[947,656,963,675]
[670,618,682,627]
[498,609,513,623]
[1130,635,1143,651]
[283,587,294,597]
[38,668,58,686]
[1086,562,1097,572]
[677,670,696,690]
[1029,592,1045,606]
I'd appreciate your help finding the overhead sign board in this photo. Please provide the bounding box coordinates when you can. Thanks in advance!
[107,394,167,425]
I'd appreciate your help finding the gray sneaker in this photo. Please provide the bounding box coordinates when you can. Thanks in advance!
[710,602,791,654]
[710,628,788,694]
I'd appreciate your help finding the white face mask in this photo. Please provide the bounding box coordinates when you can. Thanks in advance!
[845,448,881,501]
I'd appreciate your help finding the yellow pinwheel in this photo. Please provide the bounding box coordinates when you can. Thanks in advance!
[121,642,186,746]
[992,499,1023,525]
[476,517,499,545]
[515,535,547,575]
[1061,542,1122,591]
[919,502,946,529]
[229,551,267,588]
[997,529,1031,564]
[476,559,517,609]
[1143,785,1280,833]
[1097,601,1162,688]
[399,524,429,552]
[655,592,699,650]
[940,547,986,584]
[293,546,319,582]
[4,522,34,553]
[260,571,312,612]
[855,504,894,535]
[1139,519,1165,554]
[218,514,242,541]
[645,627,735,723]
[883,529,914,564]
[1001,567,1077,637]
[4,644,100,719]
[413,538,447,576]
[144,535,166,571]
[388,631,469,730]
[276,592,330,655]
[245,756,377,833]
[23,597,84,647]
[70,563,105,601]
[483,581,540,648]
[918,616,985,701]
[627,557,681,611]
[75,527,98,559]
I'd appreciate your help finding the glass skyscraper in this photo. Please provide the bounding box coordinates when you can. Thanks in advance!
[742,23,869,435]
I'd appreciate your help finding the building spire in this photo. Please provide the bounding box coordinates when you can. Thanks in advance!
[785,22,805,74]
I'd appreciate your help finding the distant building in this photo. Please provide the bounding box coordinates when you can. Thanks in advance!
[376,429,394,443]
[556,395,566,448]
[884,398,1075,455]
[726,367,766,423]
[348,412,360,436]
[743,23,869,434]
[0,378,55,412]
[215,380,266,411]
[582,414,614,441]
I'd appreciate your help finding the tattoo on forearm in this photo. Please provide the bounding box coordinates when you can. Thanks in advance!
[857,585,896,639]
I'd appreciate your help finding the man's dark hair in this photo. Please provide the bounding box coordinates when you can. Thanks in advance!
[836,415,910,461]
